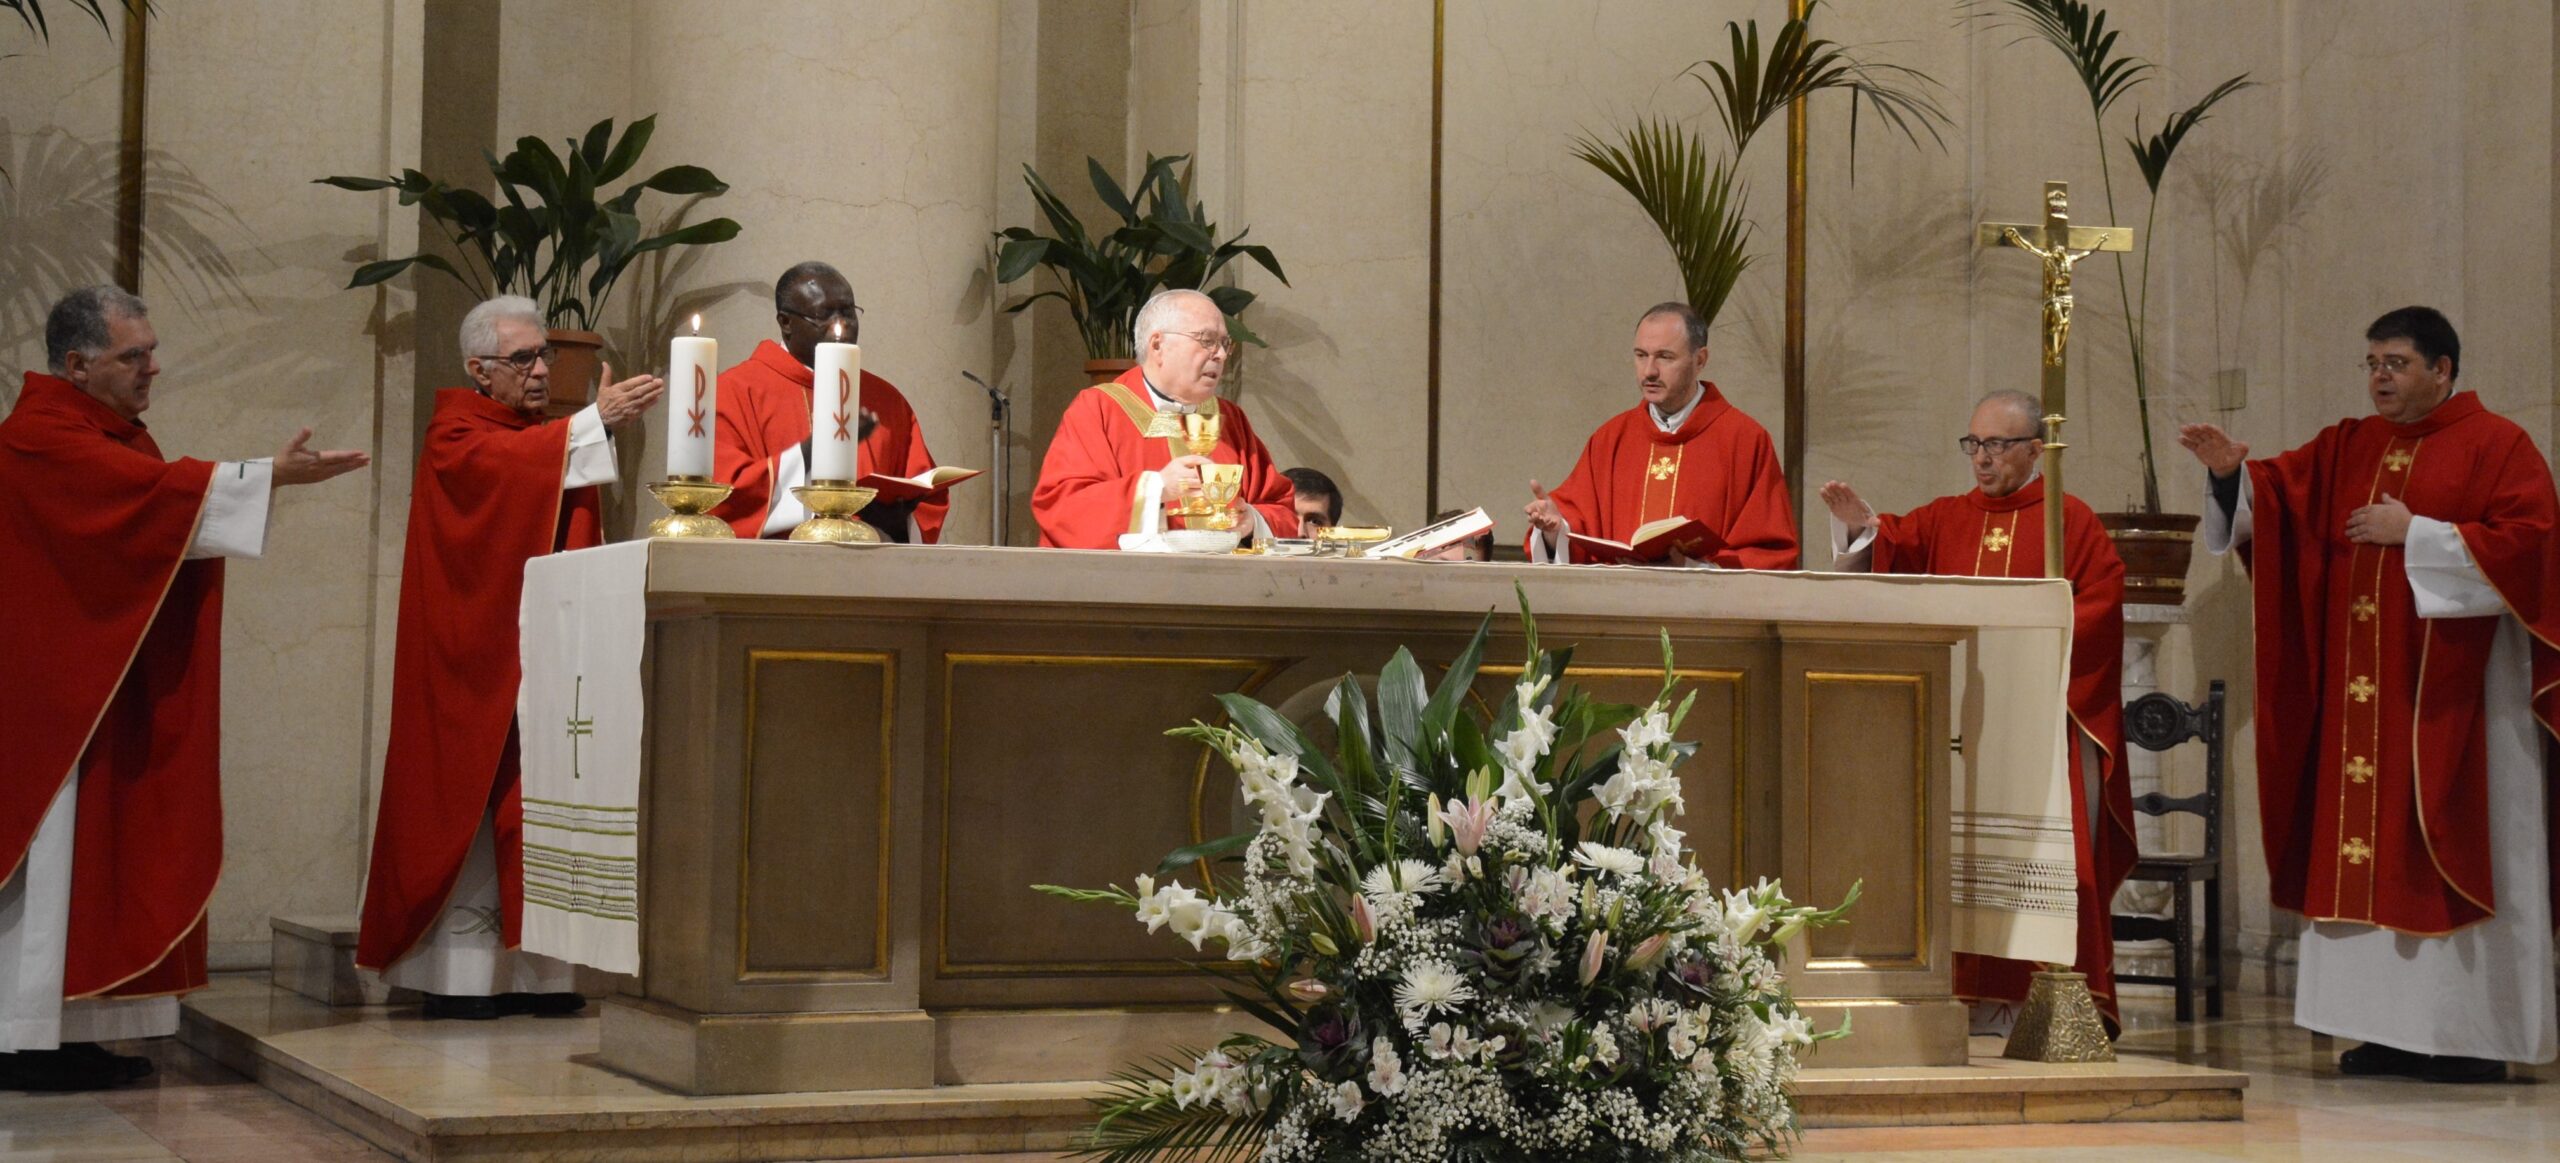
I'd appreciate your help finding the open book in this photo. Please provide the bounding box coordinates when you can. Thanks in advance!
[1567,515,1722,565]
[857,466,982,503]
[1369,508,1494,559]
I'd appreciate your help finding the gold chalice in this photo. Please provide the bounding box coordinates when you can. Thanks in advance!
[1200,475,1242,532]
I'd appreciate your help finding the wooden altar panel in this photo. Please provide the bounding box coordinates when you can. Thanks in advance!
[739,651,893,980]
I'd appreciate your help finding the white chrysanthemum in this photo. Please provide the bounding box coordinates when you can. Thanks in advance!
[1360,858,1445,899]
[1572,841,1645,878]
[1395,960,1476,1029]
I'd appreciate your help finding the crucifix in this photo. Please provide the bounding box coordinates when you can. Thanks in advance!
[1977,181,2133,579]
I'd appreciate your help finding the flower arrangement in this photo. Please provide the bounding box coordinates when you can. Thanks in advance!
[1037,595,1854,1163]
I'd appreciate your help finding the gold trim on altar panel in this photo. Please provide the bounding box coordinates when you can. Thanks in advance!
[1800,670,1930,972]
[934,652,1287,978]
[1479,663,1750,885]
[737,649,897,984]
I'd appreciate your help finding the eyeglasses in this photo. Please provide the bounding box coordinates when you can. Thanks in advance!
[475,345,554,372]
[1173,329,1236,357]
[2361,355,2419,376]
[1958,435,2038,456]
[782,305,864,328]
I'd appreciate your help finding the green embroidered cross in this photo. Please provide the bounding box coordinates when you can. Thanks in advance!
[566,675,594,779]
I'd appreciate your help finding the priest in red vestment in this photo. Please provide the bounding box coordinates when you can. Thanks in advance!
[0,286,366,1089]
[1821,390,2134,1033]
[2182,307,2560,1082]
[1033,289,1298,548]
[1523,302,1798,568]
[357,296,662,1020]
[709,261,945,541]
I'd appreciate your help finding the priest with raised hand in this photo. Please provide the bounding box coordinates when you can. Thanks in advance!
[357,296,663,1021]
[2181,306,2559,1083]
[709,261,945,541]
[1522,302,1798,568]
[1032,288,1298,548]
[0,285,368,1090]
[1820,389,2133,1034]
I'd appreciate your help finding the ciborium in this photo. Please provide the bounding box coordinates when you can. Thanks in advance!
[646,475,737,539]
[789,479,886,544]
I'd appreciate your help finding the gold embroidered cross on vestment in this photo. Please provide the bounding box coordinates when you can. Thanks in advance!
[1982,527,2014,553]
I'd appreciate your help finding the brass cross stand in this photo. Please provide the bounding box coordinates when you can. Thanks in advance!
[1977,181,2132,581]
[1976,180,2133,1064]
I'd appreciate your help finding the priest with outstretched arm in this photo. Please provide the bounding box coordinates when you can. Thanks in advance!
[1032,288,1298,548]
[1522,302,1799,568]
[356,296,663,1020]
[0,286,368,1090]
[709,260,945,541]
[1821,390,2134,1035]
[2181,306,2559,1083]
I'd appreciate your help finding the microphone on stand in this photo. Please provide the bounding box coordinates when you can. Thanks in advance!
[963,371,1010,547]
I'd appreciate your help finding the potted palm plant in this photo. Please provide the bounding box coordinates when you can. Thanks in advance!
[318,115,742,416]
[994,153,1286,385]
[1970,0,2252,605]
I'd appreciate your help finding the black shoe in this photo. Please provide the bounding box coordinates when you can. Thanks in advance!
[2421,1054,2508,1084]
[0,1046,144,1091]
[497,991,587,1017]
[2338,1041,2431,1077]
[420,993,500,1020]
[62,1041,154,1083]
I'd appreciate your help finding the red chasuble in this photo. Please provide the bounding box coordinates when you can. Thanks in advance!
[1537,383,1800,568]
[2237,391,2560,935]
[0,373,222,1000]
[1867,478,2135,1022]
[1030,366,1299,549]
[356,390,603,972]
[707,339,944,541]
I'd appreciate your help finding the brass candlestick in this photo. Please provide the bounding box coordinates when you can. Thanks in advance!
[2001,969,2116,1063]
[646,475,736,539]
[789,479,885,544]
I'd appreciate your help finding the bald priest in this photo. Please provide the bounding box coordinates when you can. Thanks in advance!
[1523,302,1799,569]
[1032,289,1298,548]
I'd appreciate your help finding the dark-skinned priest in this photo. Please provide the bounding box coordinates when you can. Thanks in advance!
[1522,302,1798,568]
[2181,306,2560,1083]
[357,296,663,1020]
[0,286,368,1090]
[708,261,945,541]
[1820,389,2134,1035]
[1033,289,1298,548]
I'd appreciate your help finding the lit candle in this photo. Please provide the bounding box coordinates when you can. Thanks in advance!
[667,314,717,478]
[811,326,861,481]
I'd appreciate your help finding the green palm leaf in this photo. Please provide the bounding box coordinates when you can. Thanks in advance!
[1967,0,2153,118]
[2127,74,2254,192]
[1572,118,1755,326]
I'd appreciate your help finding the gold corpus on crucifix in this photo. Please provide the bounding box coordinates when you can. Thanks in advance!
[1977,181,2133,580]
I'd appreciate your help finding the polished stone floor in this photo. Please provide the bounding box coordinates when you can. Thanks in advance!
[2,988,2549,1161]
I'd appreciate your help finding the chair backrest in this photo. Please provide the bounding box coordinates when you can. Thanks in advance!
[2120,680,2227,863]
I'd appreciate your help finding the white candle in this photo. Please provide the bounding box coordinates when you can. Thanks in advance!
[811,339,861,481]
[668,317,717,478]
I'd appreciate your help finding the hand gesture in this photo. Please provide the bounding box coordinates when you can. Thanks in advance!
[272,427,371,487]
[1524,480,1564,536]
[2346,493,2414,546]
[1818,480,1873,531]
[595,362,667,431]
[1161,454,1213,491]
[2177,423,2250,478]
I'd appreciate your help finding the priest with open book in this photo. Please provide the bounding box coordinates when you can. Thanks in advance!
[1820,390,2134,1034]
[1032,289,1298,548]
[1523,302,1798,568]
[710,261,949,541]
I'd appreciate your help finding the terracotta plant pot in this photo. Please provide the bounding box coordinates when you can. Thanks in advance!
[1084,357,1136,385]
[545,328,604,419]
[2098,510,2201,607]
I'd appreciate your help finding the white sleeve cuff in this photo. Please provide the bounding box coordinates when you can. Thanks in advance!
[1828,513,1877,572]
[563,404,618,488]
[187,459,273,560]
[1529,518,1572,564]
[2201,465,2251,554]
[2405,515,2507,618]
[761,445,810,537]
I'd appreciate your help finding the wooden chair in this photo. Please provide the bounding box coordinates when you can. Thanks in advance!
[2109,680,2227,1022]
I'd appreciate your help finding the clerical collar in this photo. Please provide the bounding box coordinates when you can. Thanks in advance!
[1145,376,1205,415]
[1649,385,1704,434]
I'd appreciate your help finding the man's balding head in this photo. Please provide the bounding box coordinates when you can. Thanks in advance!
[1966,391,2045,498]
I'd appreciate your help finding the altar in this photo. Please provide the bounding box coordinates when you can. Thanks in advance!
[514,539,2082,1096]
